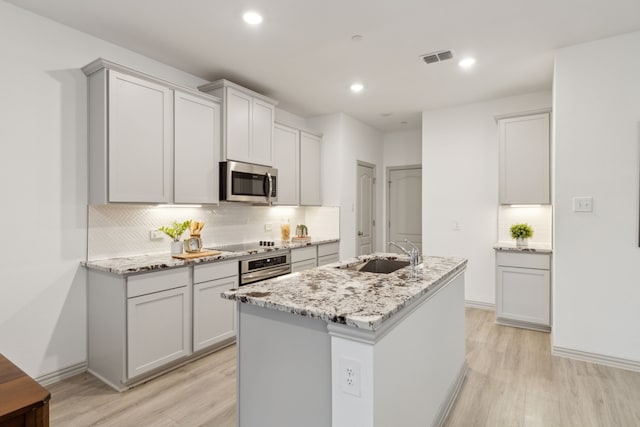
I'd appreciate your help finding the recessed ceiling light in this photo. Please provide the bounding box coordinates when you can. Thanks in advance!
[350,83,364,93]
[458,57,476,68]
[243,11,263,25]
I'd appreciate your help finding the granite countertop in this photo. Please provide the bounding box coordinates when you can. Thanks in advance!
[83,238,339,275]
[493,242,553,253]
[222,253,467,331]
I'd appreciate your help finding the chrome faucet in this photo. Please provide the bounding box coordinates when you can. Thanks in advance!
[388,240,421,278]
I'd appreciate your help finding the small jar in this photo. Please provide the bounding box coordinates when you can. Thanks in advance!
[280,220,291,242]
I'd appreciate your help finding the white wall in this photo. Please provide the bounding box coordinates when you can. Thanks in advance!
[382,129,422,247]
[422,91,552,305]
[0,1,212,378]
[553,31,640,363]
[308,113,384,259]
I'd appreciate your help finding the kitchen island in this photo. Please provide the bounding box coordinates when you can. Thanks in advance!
[222,253,468,427]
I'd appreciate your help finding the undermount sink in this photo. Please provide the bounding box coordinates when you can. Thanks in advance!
[340,259,410,274]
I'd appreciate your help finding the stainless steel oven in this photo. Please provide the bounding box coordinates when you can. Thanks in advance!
[240,251,291,285]
[220,160,277,203]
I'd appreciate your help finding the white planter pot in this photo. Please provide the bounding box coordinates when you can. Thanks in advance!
[171,241,183,255]
[516,237,528,248]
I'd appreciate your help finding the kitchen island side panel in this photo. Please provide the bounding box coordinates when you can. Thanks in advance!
[374,272,466,427]
[237,303,332,427]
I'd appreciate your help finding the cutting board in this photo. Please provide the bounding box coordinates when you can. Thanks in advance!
[172,250,222,260]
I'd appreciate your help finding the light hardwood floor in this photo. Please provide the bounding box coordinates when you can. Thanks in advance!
[48,308,640,426]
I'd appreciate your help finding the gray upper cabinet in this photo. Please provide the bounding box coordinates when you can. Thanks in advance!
[498,112,550,204]
[83,59,222,205]
[300,131,322,206]
[273,123,300,205]
[174,90,221,204]
[199,79,277,167]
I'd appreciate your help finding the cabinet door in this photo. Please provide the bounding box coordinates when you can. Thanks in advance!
[193,275,238,352]
[300,132,322,205]
[225,87,252,162]
[499,113,550,204]
[108,70,173,203]
[174,91,221,204]
[291,258,317,273]
[127,286,190,379]
[273,124,300,205]
[251,98,275,166]
[496,266,550,326]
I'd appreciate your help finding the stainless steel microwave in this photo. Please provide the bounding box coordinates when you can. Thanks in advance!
[220,161,277,203]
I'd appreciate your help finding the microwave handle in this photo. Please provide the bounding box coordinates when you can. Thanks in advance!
[266,171,273,204]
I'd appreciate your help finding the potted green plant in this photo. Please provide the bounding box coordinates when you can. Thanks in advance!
[510,223,534,248]
[158,220,192,254]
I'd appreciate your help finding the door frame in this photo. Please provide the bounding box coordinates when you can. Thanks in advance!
[357,160,376,254]
[386,164,422,249]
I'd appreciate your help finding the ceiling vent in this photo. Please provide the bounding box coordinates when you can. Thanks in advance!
[420,50,454,64]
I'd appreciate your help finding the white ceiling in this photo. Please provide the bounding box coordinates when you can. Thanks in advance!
[8,0,640,131]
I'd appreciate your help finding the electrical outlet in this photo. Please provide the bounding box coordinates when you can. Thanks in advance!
[149,230,164,240]
[264,223,273,232]
[573,196,593,213]
[339,357,361,396]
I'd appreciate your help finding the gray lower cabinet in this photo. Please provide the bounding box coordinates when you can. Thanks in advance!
[291,246,317,273]
[495,251,551,331]
[317,242,339,267]
[193,261,238,352]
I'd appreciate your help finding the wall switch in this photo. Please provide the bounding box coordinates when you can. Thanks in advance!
[573,196,593,212]
[264,223,273,232]
[452,220,461,231]
[149,230,164,240]
[339,357,361,397]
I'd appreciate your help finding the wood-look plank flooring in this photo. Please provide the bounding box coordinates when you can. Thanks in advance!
[48,308,640,426]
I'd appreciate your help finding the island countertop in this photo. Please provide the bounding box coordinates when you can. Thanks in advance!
[222,253,467,331]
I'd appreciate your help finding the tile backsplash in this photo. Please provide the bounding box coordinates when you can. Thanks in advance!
[88,204,339,260]
[497,205,552,246]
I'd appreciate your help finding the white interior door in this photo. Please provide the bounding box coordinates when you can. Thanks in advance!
[388,167,422,253]
[357,163,375,255]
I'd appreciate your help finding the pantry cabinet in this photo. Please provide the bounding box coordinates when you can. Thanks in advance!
[83,59,222,205]
[193,261,238,352]
[174,91,221,204]
[200,79,277,167]
[498,112,550,204]
[300,131,322,206]
[495,251,551,331]
[273,123,300,205]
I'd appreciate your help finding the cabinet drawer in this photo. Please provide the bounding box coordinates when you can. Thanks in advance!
[193,261,238,284]
[291,258,317,273]
[128,268,189,298]
[317,242,339,257]
[496,252,550,270]
[291,246,317,263]
[318,253,339,267]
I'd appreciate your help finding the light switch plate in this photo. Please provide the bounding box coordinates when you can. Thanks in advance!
[573,196,593,212]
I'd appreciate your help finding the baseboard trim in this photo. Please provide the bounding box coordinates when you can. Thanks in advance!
[434,361,468,427]
[464,300,495,310]
[496,317,551,333]
[36,361,88,386]
[552,346,640,373]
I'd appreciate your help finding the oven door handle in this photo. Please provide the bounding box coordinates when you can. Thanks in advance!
[242,265,291,284]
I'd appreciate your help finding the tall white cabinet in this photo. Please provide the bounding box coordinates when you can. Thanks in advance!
[498,112,550,204]
[83,59,222,205]
[273,124,300,205]
[300,131,322,206]
[199,79,277,167]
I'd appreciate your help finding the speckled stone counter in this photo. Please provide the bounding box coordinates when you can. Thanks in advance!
[82,238,339,275]
[222,253,467,331]
[493,242,553,253]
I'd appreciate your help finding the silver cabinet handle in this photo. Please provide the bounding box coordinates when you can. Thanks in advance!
[358,231,364,236]
[266,171,273,205]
